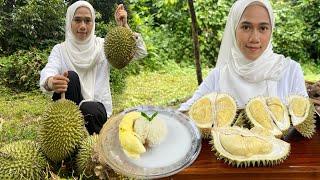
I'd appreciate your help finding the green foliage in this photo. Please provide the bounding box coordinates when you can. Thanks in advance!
[195,0,234,66]
[0,48,49,92]
[129,0,233,67]
[0,0,66,55]
[297,0,320,62]
[110,67,127,95]
[272,1,311,62]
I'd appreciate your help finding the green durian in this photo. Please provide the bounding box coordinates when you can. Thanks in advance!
[0,140,47,180]
[288,95,316,138]
[210,126,290,167]
[39,99,86,162]
[104,26,136,69]
[76,134,99,177]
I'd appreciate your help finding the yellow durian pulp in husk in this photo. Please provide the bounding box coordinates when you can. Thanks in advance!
[288,95,316,138]
[210,126,290,167]
[189,93,237,139]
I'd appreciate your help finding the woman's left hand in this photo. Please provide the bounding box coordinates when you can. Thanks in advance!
[115,4,129,28]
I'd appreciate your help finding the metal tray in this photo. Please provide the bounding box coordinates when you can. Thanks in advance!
[98,106,201,179]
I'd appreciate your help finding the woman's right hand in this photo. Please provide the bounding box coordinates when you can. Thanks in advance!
[47,71,69,93]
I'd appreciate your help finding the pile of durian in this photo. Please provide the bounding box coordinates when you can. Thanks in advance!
[0,98,108,179]
[119,111,168,159]
[189,93,316,167]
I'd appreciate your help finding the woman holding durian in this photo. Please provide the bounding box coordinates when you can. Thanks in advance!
[39,1,147,135]
[179,0,308,112]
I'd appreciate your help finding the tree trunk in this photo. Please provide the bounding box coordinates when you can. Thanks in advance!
[188,0,202,85]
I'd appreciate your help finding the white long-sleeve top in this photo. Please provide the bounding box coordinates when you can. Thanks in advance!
[179,60,308,111]
[40,33,147,117]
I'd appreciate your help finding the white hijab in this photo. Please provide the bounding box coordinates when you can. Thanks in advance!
[61,1,104,101]
[216,0,290,108]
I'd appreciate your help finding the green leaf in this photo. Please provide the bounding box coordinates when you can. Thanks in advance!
[140,111,158,122]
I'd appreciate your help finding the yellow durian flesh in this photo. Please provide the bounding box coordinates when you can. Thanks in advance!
[119,131,146,159]
[119,111,146,159]
[211,127,290,167]
[248,100,273,130]
[266,97,290,133]
[290,97,308,117]
[119,112,142,132]
[189,96,214,128]
[220,134,272,157]
[189,93,237,139]
[267,97,284,122]
[246,97,282,137]
[288,95,316,138]
[189,93,216,138]
[215,95,237,128]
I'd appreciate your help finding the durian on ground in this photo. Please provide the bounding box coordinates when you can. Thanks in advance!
[0,140,47,180]
[39,99,87,163]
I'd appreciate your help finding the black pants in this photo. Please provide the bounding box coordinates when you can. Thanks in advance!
[52,71,108,135]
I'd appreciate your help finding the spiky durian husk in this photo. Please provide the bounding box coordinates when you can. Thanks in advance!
[104,26,136,69]
[76,135,99,177]
[39,99,86,162]
[199,127,212,139]
[294,102,316,138]
[232,109,251,128]
[210,127,290,168]
[0,140,47,180]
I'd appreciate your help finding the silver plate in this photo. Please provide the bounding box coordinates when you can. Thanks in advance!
[99,105,201,179]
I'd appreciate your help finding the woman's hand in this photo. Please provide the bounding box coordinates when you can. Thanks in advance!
[47,71,69,93]
[114,4,129,29]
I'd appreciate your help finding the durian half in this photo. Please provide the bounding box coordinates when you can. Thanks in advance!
[189,92,237,139]
[245,97,284,138]
[266,97,291,135]
[288,95,316,138]
[210,126,290,167]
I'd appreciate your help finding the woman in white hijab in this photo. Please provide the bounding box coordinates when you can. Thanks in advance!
[179,0,307,111]
[40,1,147,134]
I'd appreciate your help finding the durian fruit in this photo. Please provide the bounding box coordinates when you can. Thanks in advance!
[288,95,316,138]
[39,99,86,162]
[189,92,237,138]
[246,97,283,137]
[76,135,99,177]
[210,126,290,167]
[104,26,136,69]
[134,113,167,146]
[266,97,290,135]
[0,140,47,180]
[232,109,251,128]
[119,112,146,159]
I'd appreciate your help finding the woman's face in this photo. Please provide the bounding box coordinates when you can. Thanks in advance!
[71,7,93,41]
[235,4,272,60]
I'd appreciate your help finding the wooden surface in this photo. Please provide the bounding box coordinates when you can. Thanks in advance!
[168,117,320,180]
